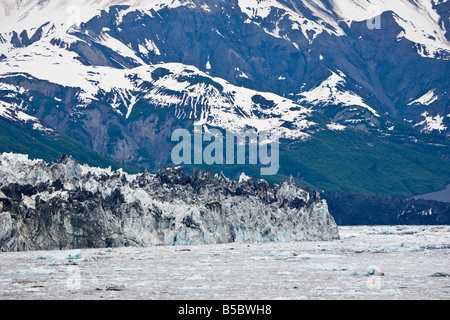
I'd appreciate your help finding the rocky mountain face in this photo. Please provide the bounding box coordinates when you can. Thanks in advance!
[0,0,449,198]
[0,153,339,251]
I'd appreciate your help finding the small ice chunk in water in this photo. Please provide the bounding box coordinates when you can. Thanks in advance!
[38,250,82,260]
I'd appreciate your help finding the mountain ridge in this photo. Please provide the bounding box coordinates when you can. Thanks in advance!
[0,0,449,198]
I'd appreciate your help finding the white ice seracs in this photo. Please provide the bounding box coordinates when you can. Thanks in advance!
[0,153,339,251]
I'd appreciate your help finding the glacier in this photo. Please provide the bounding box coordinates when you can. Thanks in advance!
[0,152,339,251]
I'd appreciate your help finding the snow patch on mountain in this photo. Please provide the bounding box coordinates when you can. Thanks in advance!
[0,49,316,139]
[238,0,341,42]
[408,90,439,106]
[249,0,450,59]
[142,39,161,56]
[136,63,315,139]
[0,0,193,34]
[0,99,53,132]
[298,70,380,117]
[327,123,347,131]
[415,111,447,133]
[327,0,450,59]
[96,33,146,65]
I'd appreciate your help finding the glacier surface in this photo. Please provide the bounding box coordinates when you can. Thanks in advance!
[0,152,339,251]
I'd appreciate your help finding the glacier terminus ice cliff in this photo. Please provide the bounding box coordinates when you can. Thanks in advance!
[0,153,339,251]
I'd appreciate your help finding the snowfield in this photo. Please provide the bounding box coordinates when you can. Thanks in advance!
[0,225,448,300]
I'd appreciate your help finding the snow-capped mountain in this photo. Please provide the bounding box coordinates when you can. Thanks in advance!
[0,152,339,251]
[1,0,448,132]
[0,0,449,196]
[2,0,448,56]
[1,61,316,138]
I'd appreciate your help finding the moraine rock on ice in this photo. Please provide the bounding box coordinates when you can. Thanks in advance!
[0,152,339,251]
